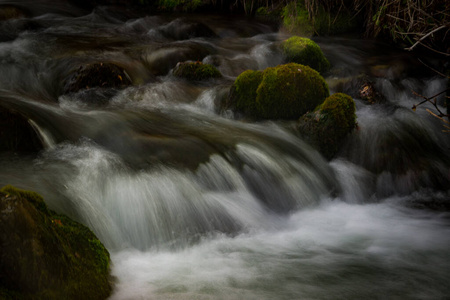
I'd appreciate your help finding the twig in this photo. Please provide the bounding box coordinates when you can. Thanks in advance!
[418,58,449,78]
[405,23,450,52]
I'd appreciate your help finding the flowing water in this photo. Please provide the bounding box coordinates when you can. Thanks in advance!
[0,2,449,299]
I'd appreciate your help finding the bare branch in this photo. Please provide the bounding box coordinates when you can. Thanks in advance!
[405,23,450,52]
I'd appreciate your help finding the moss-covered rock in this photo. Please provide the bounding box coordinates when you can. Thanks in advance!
[226,63,329,120]
[0,185,111,300]
[298,92,356,159]
[173,61,222,81]
[63,62,132,94]
[282,36,330,74]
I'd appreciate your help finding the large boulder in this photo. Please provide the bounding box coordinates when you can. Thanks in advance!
[173,61,222,81]
[281,36,330,73]
[298,92,356,159]
[0,106,43,153]
[0,185,112,300]
[225,63,329,120]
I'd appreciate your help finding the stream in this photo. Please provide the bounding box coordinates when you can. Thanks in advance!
[0,2,449,299]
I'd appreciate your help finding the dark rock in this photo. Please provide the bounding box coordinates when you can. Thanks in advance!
[63,63,132,95]
[336,75,386,104]
[0,106,43,153]
[0,185,112,300]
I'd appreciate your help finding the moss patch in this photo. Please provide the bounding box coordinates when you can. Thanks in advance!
[226,63,329,120]
[0,185,111,300]
[173,61,222,81]
[298,93,356,159]
[282,36,330,74]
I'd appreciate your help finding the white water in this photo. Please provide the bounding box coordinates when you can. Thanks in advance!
[110,200,450,300]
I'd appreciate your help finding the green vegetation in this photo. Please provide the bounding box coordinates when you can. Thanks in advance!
[281,1,313,36]
[282,36,330,73]
[298,92,356,159]
[157,0,203,11]
[227,63,329,120]
[0,185,111,300]
[172,61,222,81]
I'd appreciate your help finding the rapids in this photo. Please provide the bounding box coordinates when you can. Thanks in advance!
[0,2,449,299]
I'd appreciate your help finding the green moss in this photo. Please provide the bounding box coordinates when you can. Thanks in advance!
[320,92,356,133]
[282,36,330,74]
[256,63,329,119]
[173,62,222,81]
[298,92,356,159]
[312,8,358,36]
[0,185,111,300]
[281,2,314,36]
[0,185,49,214]
[226,63,329,120]
[229,70,263,116]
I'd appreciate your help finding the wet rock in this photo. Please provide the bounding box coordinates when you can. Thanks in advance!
[298,93,356,160]
[173,61,222,81]
[0,185,112,300]
[63,62,132,95]
[224,63,329,120]
[0,106,43,153]
[334,75,385,104]
[281,36,330,74]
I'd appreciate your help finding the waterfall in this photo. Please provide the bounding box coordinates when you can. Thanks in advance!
[0,5,449,299]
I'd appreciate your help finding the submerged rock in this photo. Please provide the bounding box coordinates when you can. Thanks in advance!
[281,36,330,73]
[225,63,329,120]
[63,62,132,95]
[0,185,112,300]
[173,61,222,81]
[0,106,43,153]
[298,93,356,159]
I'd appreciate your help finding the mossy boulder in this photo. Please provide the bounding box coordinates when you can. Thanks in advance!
[173,61,222,81]
[0,106,43,153]
[0,185,112,300]
[226,63,329,120]
[282,36,330,73]
[298,93,356,159]
[63,62,132,94]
